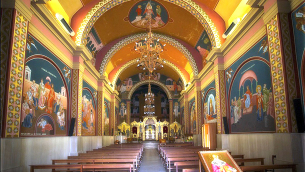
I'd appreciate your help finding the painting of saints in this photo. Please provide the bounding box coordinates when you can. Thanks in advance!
[295,6,305,33]
[211,155,237,172]
[46,84,55,113]
[120,102,127,117]
[174,102,179,118]
[53,93,62,114]
[152,5,165,27]
[256,85,264,121]
[38,79,46,109]
[190,104,196,133]
[37,118,53,134]
[243,86,252,111]
[22,109,34,128]
[31,80,38,110]
[206,94,217,121]
[131,5,142,23]
[173,81,178,95]
[262,84,271,115]
[57,110,65,130]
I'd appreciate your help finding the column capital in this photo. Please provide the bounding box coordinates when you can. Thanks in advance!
[263,0,291,24]
[2,0,32,21]
[214,57,225,72]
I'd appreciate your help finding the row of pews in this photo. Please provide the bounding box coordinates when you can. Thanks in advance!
[158,143,297,172]
[30,143,143,172]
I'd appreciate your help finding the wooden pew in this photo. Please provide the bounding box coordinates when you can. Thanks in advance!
[30,163,133,172]
[167,157,198,172]
[235,158,264,166]
[52,159,137,171]
[174,161,198,172]
[240,164,297,172]
[68,155,139,167]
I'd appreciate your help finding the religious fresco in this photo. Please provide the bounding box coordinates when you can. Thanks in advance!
[291,3,305,118]
[82,81,97,136]
[116,72,183,99]
[189,98,196,134]
[173,99,180,122]
[181,106,185,127]
[195,29,212,66]
[104,98,110,135]
[119,99,128,124]
[226,36,275,133]
[115,106,119,129]
[128,0,169,29]
[202,81,217,123]
[86,27,103,65]
[21,34,70,136]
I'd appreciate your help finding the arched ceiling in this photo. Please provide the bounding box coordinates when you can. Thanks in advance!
[48,0,251,88]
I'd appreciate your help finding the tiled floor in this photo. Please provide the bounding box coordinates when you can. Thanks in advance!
[138,141,166,172]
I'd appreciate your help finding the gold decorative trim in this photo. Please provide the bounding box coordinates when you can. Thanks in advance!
[83,72,98,90]
[99,33,198,76]
[127,80,172,100]
[112,59,187,89]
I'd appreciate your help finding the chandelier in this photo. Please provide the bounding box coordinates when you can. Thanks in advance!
[144,79,155,116]
[135,6,165,74]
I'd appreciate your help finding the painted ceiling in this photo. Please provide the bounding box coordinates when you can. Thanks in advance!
[49,0,250,89]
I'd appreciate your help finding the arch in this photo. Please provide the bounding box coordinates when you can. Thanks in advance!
[73,0,222,48]
[99,33,199,76]
[127,80,172,100]
[227,57,270,116]
[143,116,158,126]
[112,59,187,89]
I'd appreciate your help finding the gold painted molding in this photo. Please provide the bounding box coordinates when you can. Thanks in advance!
[111,59,187,89]
[99,33,198,76]
[83,72,98,90]
[127,80,172,100]
[84,60,100,80]
[290,0,305,10]
[201,76,215,90]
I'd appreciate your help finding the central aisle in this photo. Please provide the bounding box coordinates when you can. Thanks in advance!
[139,141,166,172]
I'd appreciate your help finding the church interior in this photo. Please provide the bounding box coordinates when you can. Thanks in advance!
[1,0,305,171]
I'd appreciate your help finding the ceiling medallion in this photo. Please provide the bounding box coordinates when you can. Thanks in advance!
[128,0,169,29]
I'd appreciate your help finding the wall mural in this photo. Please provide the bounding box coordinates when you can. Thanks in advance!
[116,72,183,99]
[128,0,169,29]
[181,106,184,127]
[189,98,196,134]
[195,29,212,66]
[104,98,110,135]
[82,81,97,136]
[202,81,217,123]
[119,99,128,124]
[21,34,70,136]
[86,27,103,65]
[115,106,119,129]
[173,99,180,122]
[291,3,305,118]
[226,36,275,133]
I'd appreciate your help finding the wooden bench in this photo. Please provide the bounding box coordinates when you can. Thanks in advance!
[174,161,198,172]
[30,164,133,172]
[182,169,199,172]
[235,158,264,166]
[52,158,137,170]
[240,164,297,172]
[167,157,198,172]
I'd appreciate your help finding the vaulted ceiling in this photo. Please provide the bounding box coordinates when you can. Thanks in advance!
[46,0,251,87]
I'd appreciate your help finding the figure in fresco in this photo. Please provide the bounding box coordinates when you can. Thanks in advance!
[226,68,233,83]
[120,102,127,117]
[230,99,235,124]
[57,110,65,130]
[38,79,46,109]
[53,93,62,114]
[267,92,275,118]
[120,82,126,93]
[197,46,210,66]
[131,5,142,23]
[163,107,167,116]
[295,6,305,33]
[173,81,178,95]
[243,86,252,109]
[262,84,270,115]
[174,102,179,118]
[62,66,71,83]
[256,85,264,121]
[37,118,53,133]
[139,2,154,26]
[46,84,55,113]
[259,40,269,54]
[233,97,240,124]
[22,109,34,128]
[211,155,237,172]
[45,77,51,90]
[152,5,165,27]
[31,80,38,110]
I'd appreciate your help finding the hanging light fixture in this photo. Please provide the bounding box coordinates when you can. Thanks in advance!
[144,74,155,116]
[134,2,165,74]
